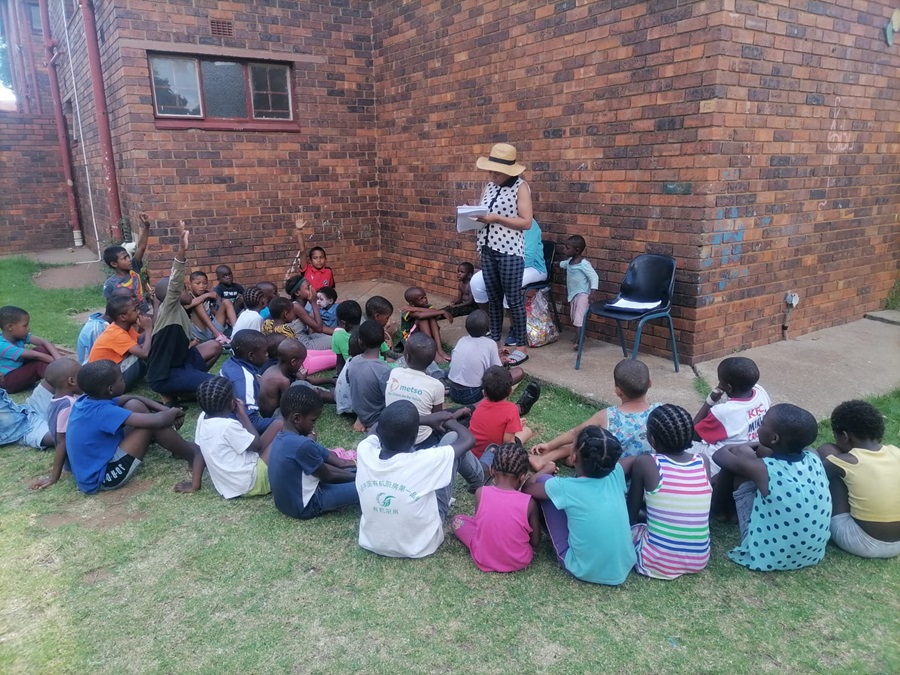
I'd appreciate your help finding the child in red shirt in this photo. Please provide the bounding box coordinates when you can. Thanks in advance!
[469,366,534,468]
[290,217,335,291]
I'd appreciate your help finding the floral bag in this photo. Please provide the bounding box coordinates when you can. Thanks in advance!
[525,288,559,348]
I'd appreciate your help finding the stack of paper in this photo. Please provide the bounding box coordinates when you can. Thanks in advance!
[456,205,487,232]
[606,298,661,311]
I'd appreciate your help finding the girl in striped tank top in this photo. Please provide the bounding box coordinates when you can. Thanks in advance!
[628,404,712,579]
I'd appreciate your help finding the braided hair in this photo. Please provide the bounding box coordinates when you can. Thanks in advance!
[491,442,529,478]
[243,286,264,310]
[647,404,694,454]
[196,377,234,415]
[576,426,622,478]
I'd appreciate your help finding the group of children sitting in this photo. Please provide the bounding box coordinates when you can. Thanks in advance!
[2,215,898,585]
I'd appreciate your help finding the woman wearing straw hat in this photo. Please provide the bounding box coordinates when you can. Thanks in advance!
[473,143,533,351]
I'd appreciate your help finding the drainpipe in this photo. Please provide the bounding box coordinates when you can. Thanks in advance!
[38,0,83,247]
[80,0,122,240]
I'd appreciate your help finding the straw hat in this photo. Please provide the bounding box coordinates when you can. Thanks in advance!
[476,143,526,176]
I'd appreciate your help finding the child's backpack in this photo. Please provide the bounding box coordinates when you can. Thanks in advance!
[525,288,559,348]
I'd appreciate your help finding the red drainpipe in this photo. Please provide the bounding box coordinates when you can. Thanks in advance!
[38,0,84,247]
[80,0,123,240]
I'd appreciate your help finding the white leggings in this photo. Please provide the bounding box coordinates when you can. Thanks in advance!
[470,267,547,307]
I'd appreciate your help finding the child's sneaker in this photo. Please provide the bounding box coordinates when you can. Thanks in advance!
[516,382,541,416]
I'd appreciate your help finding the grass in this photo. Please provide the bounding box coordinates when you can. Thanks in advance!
[1,258,899,673]
[886,277,900,311]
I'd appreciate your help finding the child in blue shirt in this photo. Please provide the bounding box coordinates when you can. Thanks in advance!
[316,287,338,329]
[64,360,197,494]
[559,235,600,346]
[524,426,636,585]
[220,329,282,435]
[0,305,63,394]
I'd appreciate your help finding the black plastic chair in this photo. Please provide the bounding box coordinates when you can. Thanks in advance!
[575,254,679,372]
[521,240,561,331]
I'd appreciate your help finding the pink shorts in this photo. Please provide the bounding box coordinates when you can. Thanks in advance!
[570,293,590,328]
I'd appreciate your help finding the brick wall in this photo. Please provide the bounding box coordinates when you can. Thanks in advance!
[373,0,900,364]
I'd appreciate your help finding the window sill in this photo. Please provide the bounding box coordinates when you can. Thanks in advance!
[154,118,300,133]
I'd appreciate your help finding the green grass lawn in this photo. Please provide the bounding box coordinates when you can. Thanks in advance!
[1,257,898,673]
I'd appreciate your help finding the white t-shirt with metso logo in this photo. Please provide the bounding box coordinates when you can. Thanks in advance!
[384,367,446,444]
[355,435,454,558]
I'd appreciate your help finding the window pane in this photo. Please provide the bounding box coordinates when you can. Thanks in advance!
[250,64,291,119]
[201,61,246,119]
[150,56,201,117]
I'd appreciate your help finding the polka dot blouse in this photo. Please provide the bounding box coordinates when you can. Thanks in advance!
[477,178,526,257]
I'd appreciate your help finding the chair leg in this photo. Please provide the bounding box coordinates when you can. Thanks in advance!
[631,318,647,360]
[666,314,680,372]
[574,313,590,370]
[616,321,627,357]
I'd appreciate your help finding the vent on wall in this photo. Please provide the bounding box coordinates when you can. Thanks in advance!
[210,19,234,37]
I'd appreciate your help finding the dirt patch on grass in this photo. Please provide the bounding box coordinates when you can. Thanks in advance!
[83,569,112,585]
[41,479,151,530]
[32,263,106,290]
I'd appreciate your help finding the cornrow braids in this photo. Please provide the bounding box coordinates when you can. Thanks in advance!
[647,404,694,454]
[196,377,234,415]
[576,426,623,478]
[243,286,264,310]
[491,442,529,478]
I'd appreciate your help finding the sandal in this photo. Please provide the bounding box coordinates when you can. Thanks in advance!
[214,333,231,346]
[505,349,528,366]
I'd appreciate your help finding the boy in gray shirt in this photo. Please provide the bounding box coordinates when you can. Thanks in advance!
[346,320,392,432]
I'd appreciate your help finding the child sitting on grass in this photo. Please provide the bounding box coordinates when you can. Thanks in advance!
[213,264,245,310]
[694,356,770,478]
[452,442,541,573]
[30,359,82,489]
[220,329,281,435]
[334,328,361,417]
[384,333,448,449]
[65,360,197,494]
[713,403,831,572]
[469,366,540,469]
[448,310,525,405]
[88,295,152,390]
[259,338,334,417]
[317,287,338,328]
[399,286,453,363]
[355,400,475,558]
[261,296,297,338]
[261,333,286,373]
[628,404,712,580]
[176,377,276,498]
[365,295,401,357]
[442,262,477,318]
[102,211,151,312]
[816,400,900,559]
[0,372,51,451]
[284,275,333,350]
[291,217,336,291]
[559,234,600,347]
[182,270,236,345]
[269,385,358,520]
[0,305,63,394]
[346,320,393,432]
[76,287,133,365]
[257,281,278,320]
[531,359,658,470]
[523,426,636,585]
[331,300,363,373]
[232,286,266,333]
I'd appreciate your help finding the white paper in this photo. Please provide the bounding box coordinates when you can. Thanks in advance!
[456,205,487,232]
[607,298,661,311]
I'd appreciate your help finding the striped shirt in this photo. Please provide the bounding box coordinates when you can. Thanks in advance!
[633,454,712,580]
[0,333,29,375]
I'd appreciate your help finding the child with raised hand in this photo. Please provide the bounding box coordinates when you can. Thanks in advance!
[469,366,540,468]
[693,356,770,478]
[290,216,335,291]
[232,286,266,333]
[261,296,297,338]
[523,426,636,585]
[399,286,453,363]
[346,320,393,432]
[816,400,900,559]
[102,211,151,312]
[448,310,526,406]
[442,262,477,318]
[259,338,334,418]
[355,400,476,558]
[531,359,658,471]
[220,329,281,436]
[182,270,236,345]
[213,264,245,310]
[269,385,358,520]
[65,360,198,494]
[713,403,831,572]
[175,377,274,498]
[317,287,339,328]
[0,305,62,394]
[30,359,82,489]
[88,295,152,390]
[559,234,600,347]
[452,442,541,573]
[628,404,712,579]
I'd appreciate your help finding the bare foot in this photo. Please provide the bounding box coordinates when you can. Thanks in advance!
[434,352,450,364]
[528,455,557,473]
[352,418,367,433]
[174,480,197,493]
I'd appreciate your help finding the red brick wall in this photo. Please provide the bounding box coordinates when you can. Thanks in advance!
[373,0,900,364]
[50,0,379,287]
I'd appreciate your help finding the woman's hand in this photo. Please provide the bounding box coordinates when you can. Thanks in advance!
[475,213,499,225]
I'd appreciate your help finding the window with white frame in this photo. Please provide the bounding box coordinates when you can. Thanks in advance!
[149,54,293,123]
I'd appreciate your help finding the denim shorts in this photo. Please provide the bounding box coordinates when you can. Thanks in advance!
[448,381,483,406]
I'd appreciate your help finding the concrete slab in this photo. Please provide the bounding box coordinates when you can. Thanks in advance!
[696,319,900,421]
[1,247,107,289]
[337,279,702,411]
[865,309,900,327]
[3,246,100,265]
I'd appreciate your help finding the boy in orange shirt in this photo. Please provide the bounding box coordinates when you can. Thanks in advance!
[88,295,152,390]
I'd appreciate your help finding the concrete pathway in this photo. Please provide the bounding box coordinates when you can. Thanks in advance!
[5,246,106,290]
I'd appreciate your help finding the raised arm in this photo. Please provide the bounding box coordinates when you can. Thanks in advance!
[133,212,151,265]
